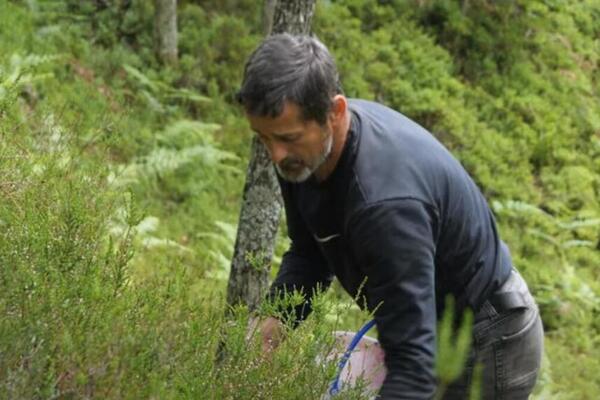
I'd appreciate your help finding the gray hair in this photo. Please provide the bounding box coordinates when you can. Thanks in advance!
[236,34,343,125]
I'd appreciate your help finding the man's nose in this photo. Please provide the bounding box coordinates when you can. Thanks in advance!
[268,143,288,164]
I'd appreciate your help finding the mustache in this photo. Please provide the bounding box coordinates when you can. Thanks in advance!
[278,157,303,170]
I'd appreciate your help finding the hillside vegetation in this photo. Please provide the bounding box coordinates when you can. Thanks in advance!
[1,0,599,398]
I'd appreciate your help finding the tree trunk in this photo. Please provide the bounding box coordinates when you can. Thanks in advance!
[263,0,277,35]
[270,0,316,35]
[154,0,178,65]
[225,0,316,312]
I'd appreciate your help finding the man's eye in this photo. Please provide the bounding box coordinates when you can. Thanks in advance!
[279,135,299,143]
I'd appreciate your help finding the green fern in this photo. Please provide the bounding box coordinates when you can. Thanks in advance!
[108,119,238,187]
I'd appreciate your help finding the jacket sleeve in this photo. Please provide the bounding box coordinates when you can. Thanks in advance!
[348,198,439,399]
[267,183,334,324]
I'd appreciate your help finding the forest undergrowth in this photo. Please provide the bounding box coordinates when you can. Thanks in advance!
[1,1,599,398]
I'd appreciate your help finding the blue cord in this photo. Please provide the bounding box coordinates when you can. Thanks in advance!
[328,319,376,396]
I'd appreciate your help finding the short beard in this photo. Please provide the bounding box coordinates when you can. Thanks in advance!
[276,133,333,183]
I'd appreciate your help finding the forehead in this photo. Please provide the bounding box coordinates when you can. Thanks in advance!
[247,101,305,135]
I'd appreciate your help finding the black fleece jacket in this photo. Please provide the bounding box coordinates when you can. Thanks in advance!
[269,99,512,399]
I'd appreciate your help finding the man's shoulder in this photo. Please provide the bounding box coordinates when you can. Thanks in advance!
[346,99,448,210]
[348,98,401,119]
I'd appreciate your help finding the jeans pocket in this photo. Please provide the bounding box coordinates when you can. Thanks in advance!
[497,308,543,393]
[474,305,527,345]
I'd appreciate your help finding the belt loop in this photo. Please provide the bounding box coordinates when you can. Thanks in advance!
[475,300,498,321]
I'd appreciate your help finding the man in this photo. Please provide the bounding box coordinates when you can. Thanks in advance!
[237,33,543,399]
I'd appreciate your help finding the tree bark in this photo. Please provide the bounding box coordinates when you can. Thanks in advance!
[225,0,316,312]
[154,0,178,65]
[270,0,316,35]
[263,0,277,35]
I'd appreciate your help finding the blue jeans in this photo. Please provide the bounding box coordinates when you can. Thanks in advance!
[442,269,544,399]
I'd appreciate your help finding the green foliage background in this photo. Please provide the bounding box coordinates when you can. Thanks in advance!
[1,0,598,398]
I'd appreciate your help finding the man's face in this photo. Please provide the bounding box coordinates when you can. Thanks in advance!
[247,102,333,183]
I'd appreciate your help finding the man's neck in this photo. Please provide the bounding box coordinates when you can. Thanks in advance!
[314,110,351,182]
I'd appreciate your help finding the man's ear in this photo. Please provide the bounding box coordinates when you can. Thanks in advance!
[329,95,348,126]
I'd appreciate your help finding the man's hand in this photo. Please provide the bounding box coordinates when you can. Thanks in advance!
[247,316,285,355]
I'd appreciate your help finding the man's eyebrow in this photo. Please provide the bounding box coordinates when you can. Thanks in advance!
[251,129,302,138]
[273,131,302,138]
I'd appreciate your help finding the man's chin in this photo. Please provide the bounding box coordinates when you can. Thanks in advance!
[276,165,313,183]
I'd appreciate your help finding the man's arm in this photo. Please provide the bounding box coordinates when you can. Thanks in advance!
[348,198,439,399]
[266,182,334,324]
